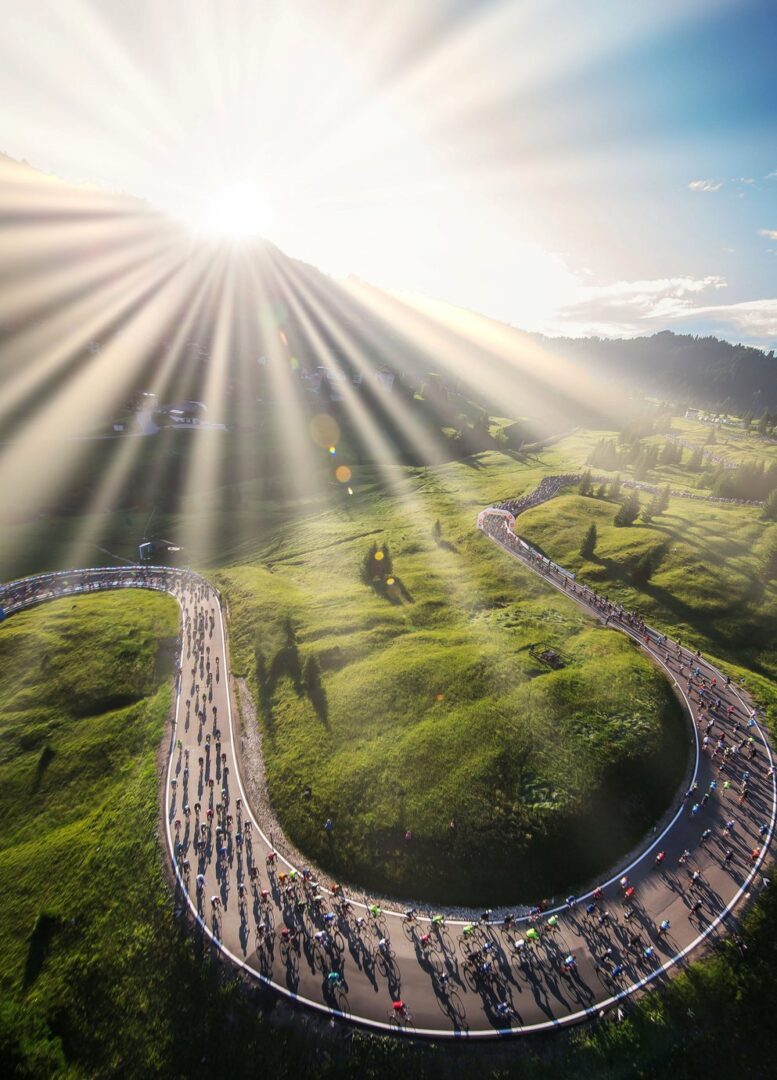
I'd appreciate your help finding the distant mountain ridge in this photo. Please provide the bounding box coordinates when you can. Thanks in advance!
[1,151,775,430]
[530,330,776,413]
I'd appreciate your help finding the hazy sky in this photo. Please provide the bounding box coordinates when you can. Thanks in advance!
[1,0,775,347]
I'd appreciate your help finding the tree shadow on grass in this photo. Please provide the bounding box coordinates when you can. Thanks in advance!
[31,745,55,794]
[370,577,414,605]
[23,912,61,989]
[595,555,773,678]
[304,656,329,729]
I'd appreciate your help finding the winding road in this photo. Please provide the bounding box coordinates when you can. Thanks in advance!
[2,478,774,1039]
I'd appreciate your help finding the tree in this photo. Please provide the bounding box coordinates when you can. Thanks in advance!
[657,483,671,514]
[474,408,490,435]
[578,469,593,496]
[659,440,676,466]
[763,488,777,521]
[609,473,622,500]
[757,412,769,436]
[588,438,620,471]
[614,492,640,527]
[632,550,655,584]
[361,540,393,584]
[360,542,379,584]
[595,483,607,498]
[688,447,704,472]
[706,427,717,445]
[432,519,442,542]
[580,522,597,559]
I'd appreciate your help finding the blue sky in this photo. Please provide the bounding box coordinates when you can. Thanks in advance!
[0,0,775,347]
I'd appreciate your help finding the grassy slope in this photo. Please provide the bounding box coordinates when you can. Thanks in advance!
[1,430,777,1078]
[219,454,685,905]
[0,592,326,1079]
[667,417,777,469]
[515,429,777,707]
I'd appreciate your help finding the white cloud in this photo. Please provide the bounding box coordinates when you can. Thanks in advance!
[688,179,722,192]
[666,298,777,339]
[759,228,777,241]
[546,273,777,344]
[548,275,728,337]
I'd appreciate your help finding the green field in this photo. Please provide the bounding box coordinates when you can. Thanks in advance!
[2,426,777,1078]
[219,459,687,905]
[0,591,361,1079]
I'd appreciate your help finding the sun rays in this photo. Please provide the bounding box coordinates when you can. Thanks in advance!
[0,155,637,578]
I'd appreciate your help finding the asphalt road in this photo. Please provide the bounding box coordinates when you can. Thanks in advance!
[162,505,774,1038]
[3,495,774,1039]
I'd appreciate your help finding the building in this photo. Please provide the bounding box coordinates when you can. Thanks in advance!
[157,400,207,424]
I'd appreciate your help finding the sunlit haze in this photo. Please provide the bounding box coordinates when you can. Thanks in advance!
[0,0,775,345]
[182,184,274,241]
[1,0,776,580]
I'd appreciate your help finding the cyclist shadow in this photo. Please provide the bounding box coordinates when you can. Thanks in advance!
[238,907,250,959]
[282,944,300,992]
[540,965,571,1014]
[435,987,468,1032]
[359,948,380,992]
[522,967,556,1021]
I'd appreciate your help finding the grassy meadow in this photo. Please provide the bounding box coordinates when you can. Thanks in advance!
[0,590,379,1079]
[2,418,777,1077]
[218,449,686,905]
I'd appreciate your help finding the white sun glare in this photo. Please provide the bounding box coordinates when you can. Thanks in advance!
[195,184,274,241]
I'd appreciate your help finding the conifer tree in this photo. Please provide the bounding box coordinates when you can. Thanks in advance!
[614,492,640,526]
[763,488,777,521]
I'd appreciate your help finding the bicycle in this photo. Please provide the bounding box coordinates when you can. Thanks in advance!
[389,1004,413,1029]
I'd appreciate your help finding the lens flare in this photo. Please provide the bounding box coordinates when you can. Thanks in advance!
[309,413,340,449]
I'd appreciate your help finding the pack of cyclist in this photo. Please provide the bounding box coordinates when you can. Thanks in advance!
[21,552,766,1033]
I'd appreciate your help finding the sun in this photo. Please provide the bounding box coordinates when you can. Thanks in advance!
[194,183,274,241]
